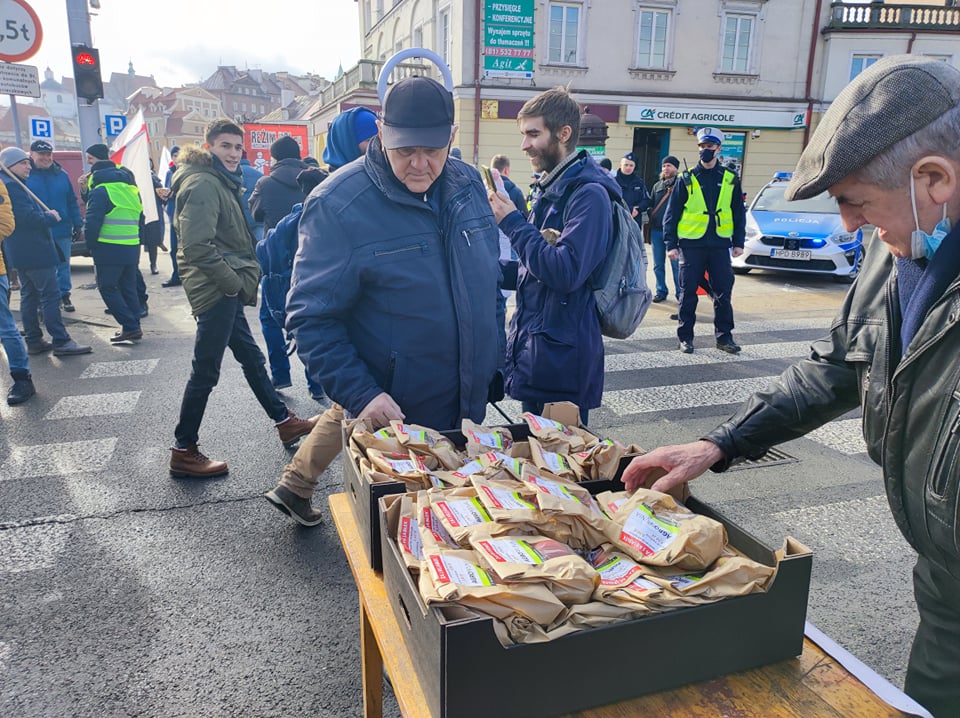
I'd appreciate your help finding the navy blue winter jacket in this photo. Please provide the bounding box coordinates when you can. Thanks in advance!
[286,137,502,430]
[239,158,262,230]
[1,172,60,270]
[25,161,82,240]
[256,202,302,328]
[498,151,617,411]
[83,162,144,265]
[615,169,651,219]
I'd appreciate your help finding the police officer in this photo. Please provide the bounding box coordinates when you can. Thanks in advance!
[663,128,745,354]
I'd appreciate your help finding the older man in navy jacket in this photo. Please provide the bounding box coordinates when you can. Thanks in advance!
[267,77,502,526]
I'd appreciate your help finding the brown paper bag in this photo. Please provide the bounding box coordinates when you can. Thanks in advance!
[645,554,775,602]
[521,412,595,453]
[569,439,630,481]
[396,493,424,572]
[391,421,463,469]
[461,419,514,456]
[605,489,727,570]
[471,533,599,605]
[416,490,459,553]
[470,473,541,524]
[587,543,664,611]
[544,601,643,640]
[419,547,566,629]
[521,464,613,549]
[528,437,579,481]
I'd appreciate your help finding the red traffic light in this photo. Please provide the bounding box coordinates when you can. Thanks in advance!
[75,51,97,66]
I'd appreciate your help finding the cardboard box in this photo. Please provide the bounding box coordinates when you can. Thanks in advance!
[380,493,812,718]
[342,403,633,571]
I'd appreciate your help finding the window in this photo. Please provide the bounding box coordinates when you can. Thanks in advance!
[233,101,238,112]
[548,3,580,64]
[438,7,451,66]
[721,14,753,72]
[57,94,63,102]
[260,104,265,114]
[849,54,881,81]
[241,102,247,113]
[636,8,669,69]
[413,25,423,50]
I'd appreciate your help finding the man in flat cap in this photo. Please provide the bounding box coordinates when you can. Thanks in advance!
[621,55,960,717]
[271,76,502,525]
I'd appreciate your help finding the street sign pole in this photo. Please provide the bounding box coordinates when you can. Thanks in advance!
[65,0,101,166]
[10,95,21,147]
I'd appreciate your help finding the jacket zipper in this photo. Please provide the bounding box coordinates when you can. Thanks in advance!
[374,244,423,257]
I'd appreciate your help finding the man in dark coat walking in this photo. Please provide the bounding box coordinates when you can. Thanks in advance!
[248,136,307,231]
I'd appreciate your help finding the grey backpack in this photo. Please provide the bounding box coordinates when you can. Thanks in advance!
[563,184,652,339]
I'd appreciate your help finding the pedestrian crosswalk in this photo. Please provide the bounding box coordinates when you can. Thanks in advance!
[485,314,868,457]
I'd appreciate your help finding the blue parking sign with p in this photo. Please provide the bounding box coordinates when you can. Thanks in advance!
[30,118,52,139]
[105,114,127,137]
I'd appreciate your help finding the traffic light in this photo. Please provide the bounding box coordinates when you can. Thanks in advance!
[72,44,104,103]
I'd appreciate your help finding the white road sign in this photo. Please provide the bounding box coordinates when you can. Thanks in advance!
[0,60,37,96]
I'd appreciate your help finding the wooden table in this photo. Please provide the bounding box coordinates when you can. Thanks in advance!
[329,493,909,718]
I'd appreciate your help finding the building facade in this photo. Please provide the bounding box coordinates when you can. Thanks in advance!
[343,0,960,199]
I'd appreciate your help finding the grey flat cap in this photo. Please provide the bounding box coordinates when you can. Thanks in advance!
[787,55,960,200]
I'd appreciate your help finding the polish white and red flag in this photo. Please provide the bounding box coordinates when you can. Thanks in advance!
[109,109,158,224]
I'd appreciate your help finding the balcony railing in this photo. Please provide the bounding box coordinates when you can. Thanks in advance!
[316,58,433,108]
[827,2,960,31]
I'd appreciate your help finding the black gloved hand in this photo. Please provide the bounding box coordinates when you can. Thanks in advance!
[487,370,505,404]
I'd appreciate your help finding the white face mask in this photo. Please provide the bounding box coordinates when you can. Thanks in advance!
[910,172,951,259]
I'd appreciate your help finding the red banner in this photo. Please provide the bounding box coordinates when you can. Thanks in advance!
[243,123,310,176]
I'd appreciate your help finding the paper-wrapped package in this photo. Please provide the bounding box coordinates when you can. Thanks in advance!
[461,419,514,456]
[391,421,462,469]
[471,533,599,605]
[605,489,726,570]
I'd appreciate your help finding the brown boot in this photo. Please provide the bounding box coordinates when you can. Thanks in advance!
[276,411,319,448]
[170,444,229,478]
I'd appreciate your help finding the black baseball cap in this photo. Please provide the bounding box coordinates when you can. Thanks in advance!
[30,140,53,153]
[380,76,454,150]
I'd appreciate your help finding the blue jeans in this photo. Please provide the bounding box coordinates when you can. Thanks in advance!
[96,263,141,333]
[521,400,589,428]
[677,246,735,344]
[258,281,322,395]
[0,274,29,376]
[651,228,680,300]
[174,295,288,448]
[19,266,71,347]
[52,235,72,297]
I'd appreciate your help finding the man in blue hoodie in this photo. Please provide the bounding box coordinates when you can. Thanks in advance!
[26,140,83,312]
[489,86,617,426]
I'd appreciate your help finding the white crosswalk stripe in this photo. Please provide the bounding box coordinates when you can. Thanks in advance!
[605,377,779,416]
[605,341,812,371]
[611,316,832,342]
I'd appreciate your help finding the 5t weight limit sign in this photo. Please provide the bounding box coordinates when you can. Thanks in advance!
[0,0,42,63]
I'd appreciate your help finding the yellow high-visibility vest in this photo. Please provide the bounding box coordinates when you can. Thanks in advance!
[97,182,142,245]
[677,169,735,239]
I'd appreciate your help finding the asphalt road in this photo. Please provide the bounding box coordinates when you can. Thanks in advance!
[0,254,917,717]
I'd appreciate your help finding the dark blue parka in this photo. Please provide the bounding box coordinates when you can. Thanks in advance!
[286,137,502,430]
[1,172,60,270]
[615,169,651,219]
[25,161,82,240]
[256,202,302,328]
[498,151,617,410]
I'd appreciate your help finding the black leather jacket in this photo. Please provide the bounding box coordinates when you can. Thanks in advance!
[704,229,960,579]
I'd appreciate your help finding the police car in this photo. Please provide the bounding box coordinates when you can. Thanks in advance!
[732,172,863,282]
